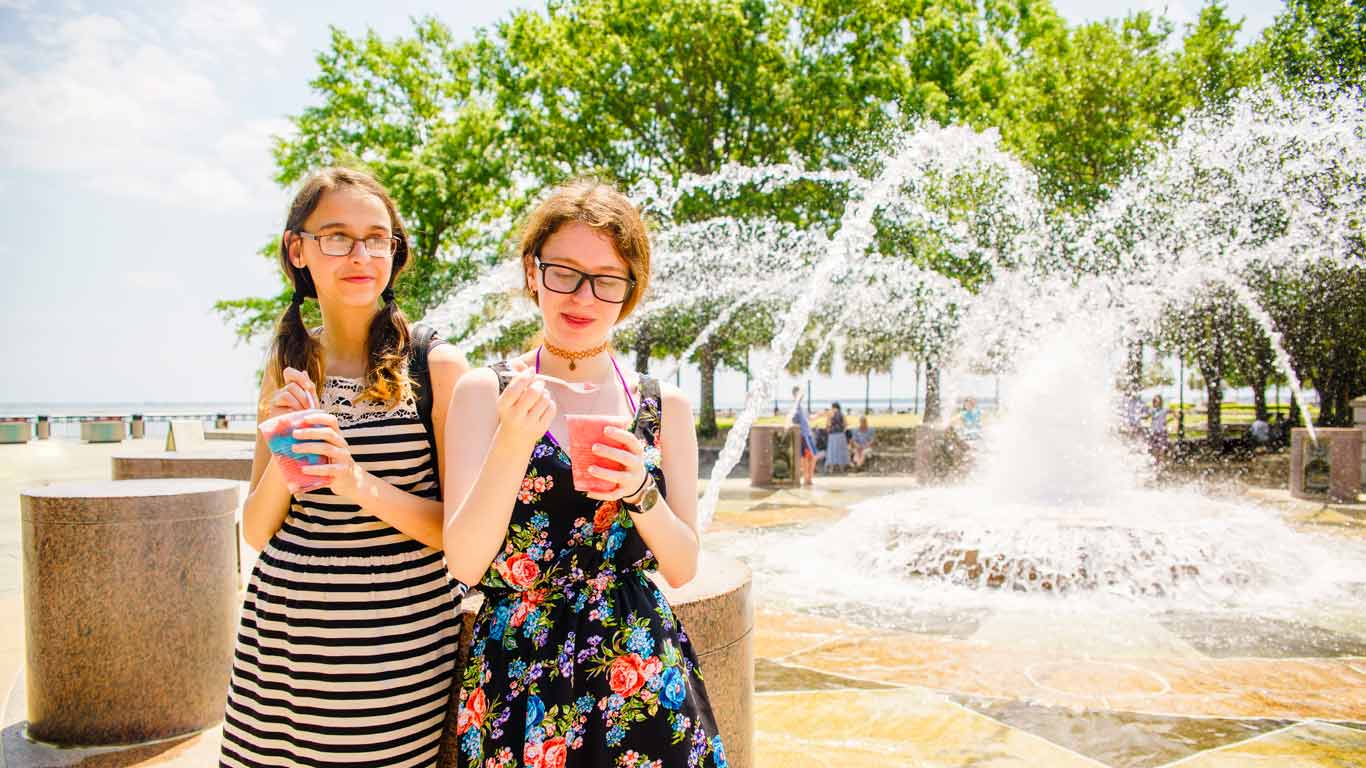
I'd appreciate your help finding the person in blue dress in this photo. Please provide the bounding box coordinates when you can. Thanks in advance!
[824,402,850,471]
[790,386,819,486]
[850,415,875,470]
[957,396,983,442]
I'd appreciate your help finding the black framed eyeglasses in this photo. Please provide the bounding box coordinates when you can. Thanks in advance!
[297,230,400,259]
[537,259,636,303]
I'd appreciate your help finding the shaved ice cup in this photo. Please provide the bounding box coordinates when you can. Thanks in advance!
[566,414,631,494]
[260,409,332,494]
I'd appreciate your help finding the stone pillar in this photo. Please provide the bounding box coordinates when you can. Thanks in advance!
[80,418,124,443]
[35,415,50,440]
[435,554,755,768]
[1289,427,1363,503]
[112,450,253,482]
[748,425,776,486]
[1353,395,1366,489]
[658,553,754,768]
[0,417,30,444]
[130,414,146,439]
[215,413,230,430]
[21,479,240,745]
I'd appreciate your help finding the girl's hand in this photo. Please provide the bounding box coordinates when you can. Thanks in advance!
[292,412,371,503]
[586,426,648,502]
[495,369,557,451]
[268,366,317,418]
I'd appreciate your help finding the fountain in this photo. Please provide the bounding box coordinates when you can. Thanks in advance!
[420,84,1366,763]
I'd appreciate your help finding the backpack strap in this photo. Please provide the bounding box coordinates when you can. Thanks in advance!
[409,323,442,498]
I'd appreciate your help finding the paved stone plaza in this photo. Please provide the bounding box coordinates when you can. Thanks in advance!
[2,441,1364,766]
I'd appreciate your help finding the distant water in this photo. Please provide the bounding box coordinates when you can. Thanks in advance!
[0,401,258,440]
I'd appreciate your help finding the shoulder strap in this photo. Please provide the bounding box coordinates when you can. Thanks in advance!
[633,374,662,441]
[409,323,442,497]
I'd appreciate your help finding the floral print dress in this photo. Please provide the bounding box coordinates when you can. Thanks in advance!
[456,362,728,768]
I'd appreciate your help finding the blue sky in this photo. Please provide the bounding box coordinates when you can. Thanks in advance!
[0,0,1285,408]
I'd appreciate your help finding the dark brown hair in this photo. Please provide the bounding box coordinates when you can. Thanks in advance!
[519,178,651,320]
[265,167,413,409]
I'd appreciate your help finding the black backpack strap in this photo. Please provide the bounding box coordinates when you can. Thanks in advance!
[409,323,442,498]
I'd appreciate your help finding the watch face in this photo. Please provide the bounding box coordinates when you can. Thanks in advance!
[641,486,660,511]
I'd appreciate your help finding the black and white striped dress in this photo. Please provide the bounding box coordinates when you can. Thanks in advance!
[220,376,460,768]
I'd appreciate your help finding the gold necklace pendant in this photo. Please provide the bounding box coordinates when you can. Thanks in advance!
[543,339,610,371]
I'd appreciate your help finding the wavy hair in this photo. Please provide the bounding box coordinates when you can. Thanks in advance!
[519,178,651,320]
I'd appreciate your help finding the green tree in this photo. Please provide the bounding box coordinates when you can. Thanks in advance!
[217,19,521,344]
[491,0,836,435]
[1254,261,1366,427]
[1254,0,1366,92]
[984,13,1187,206]
[1176,3,1257,106]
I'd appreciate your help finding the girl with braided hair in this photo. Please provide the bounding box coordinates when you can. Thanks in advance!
[221,167,469,767]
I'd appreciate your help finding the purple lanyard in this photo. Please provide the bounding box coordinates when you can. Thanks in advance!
[535,347,637,447]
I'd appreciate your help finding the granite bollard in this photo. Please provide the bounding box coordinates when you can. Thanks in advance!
[21,479,240,745]
[1353,394,1366,488]
[1289,427,1362,503]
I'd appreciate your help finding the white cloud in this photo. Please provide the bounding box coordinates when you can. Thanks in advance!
[0,1,289,213]
[176,0,294,57]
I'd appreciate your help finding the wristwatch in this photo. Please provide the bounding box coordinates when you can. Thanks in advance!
[623,475,661,515]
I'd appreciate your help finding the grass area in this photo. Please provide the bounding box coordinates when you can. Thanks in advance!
[698,402,1311,434]
[708,412,926,431]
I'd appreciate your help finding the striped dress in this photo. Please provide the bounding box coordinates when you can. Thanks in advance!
[220,375,461,768]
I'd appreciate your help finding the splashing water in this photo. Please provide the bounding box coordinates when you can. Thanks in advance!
[420,86,1366,610]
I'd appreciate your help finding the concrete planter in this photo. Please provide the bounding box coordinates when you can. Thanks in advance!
[20,479,240,746]
[0,418,30,444]
[80,419,124,443]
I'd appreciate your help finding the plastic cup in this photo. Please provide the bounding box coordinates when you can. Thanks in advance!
[566,414,630,494]
[259,409,331,494]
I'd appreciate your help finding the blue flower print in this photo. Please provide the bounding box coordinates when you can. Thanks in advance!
[491,604,513,640]
[660,666,686,711]
[525,694,546,733]
[627,626,655,657]
[643,444,662,472]
[605,527,626,557]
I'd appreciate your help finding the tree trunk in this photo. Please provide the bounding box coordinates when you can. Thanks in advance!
[698,343,718,438]
[1205,378,1223,446]
[1197,326,1226,447]
[1252,372,1268,421]
[864,371,871,414]
[924,363,941,423]
[1289,391,1302,427]
[1323,381,1352,426]
[633,327,652,374]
